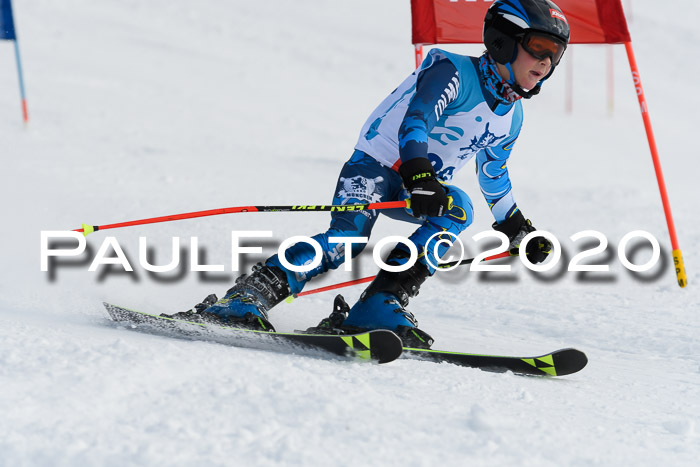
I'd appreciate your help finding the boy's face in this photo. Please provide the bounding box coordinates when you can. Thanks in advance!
[510,43,553,91]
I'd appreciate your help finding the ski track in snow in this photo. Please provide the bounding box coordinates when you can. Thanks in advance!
[2,0,699,465]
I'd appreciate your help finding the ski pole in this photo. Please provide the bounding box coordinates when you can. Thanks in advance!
[624,41,686,288]
[291,250,512,299]
[74,200,410,236]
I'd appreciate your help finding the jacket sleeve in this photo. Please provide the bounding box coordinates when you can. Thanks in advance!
[398,57,459,164]
[476,133,521,224]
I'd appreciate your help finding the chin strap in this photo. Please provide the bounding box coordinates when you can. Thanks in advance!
[503,62,539,99]
[512,82,541,98]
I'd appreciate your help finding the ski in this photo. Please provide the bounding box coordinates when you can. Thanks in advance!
[402,347,587,376]
[103,303,403,364]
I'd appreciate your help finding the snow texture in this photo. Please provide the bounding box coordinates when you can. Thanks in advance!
[1,0,699,466]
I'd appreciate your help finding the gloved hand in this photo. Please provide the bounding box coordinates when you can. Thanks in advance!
[492,211,552,263]
[399,158,449,218]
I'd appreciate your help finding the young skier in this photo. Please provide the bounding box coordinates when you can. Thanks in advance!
[168,0,569,348]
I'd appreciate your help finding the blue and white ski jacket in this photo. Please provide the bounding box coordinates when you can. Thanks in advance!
[354,48,523,223]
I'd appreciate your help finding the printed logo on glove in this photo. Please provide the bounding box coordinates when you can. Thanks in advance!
[399,158,450,218]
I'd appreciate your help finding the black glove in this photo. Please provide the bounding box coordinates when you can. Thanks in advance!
[492,211,552,264]
[399,158,449,218]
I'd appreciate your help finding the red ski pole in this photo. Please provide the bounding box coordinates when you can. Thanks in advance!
[624,41,686,288]
[292,250,513,299]
[74,200,409,236]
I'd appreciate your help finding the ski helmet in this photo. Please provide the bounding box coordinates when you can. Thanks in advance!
[483,0,570,97]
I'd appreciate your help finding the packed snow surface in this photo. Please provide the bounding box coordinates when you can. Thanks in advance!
[2,1,699,465]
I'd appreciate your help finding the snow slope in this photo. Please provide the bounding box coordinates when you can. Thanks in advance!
[1,0,699,465]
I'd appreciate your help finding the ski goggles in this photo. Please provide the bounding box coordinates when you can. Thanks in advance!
[519,32,567,65]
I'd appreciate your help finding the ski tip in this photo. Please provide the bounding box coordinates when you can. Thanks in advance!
[401,346,588,377]
[550,348,588,376]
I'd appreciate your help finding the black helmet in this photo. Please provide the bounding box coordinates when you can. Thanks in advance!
[483,0,570,96]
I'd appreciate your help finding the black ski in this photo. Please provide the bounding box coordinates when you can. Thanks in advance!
[402,347,587,376]
[104,303,403,364]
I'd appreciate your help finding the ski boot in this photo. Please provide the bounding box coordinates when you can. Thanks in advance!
[307,250,435,349]
[164,262,291,331]
[206,262,292,331]
[344,292,434,349]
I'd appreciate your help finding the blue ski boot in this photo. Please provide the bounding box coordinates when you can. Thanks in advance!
[308,249,435,349]
[197,262,291,331]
